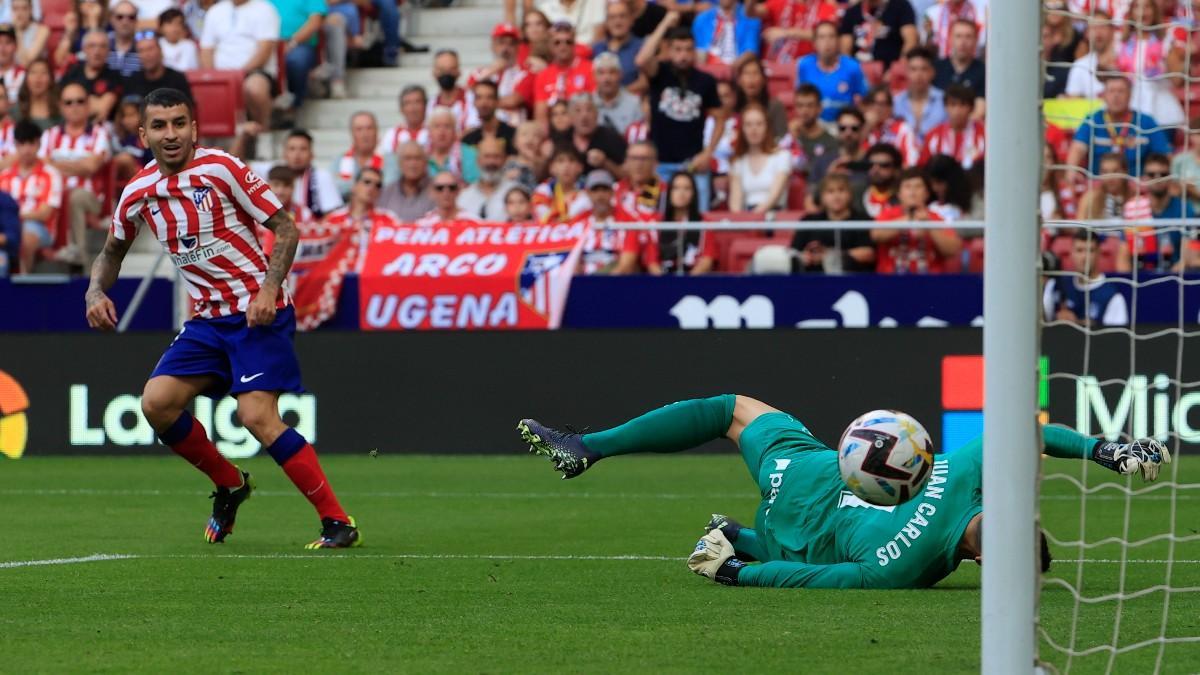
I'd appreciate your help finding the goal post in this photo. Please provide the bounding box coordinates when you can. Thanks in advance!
[981,0,1043,672]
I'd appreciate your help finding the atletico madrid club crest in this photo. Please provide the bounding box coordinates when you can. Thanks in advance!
[192,186,214,212]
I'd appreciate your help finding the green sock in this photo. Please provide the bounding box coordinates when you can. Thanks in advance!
[1042,425,1099,460]
[582,395,737,458]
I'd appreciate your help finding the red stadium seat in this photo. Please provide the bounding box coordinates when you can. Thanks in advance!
[786,175,807,210]
[966,236,985,273]
[697,62,732,81]
[1098,235,1122,273]
[41,0,71,30]
[862,60,884,86]
[186,70,243,137]
[727,235,775,273]
[885,59,907,94]
[1051,234,1074,271]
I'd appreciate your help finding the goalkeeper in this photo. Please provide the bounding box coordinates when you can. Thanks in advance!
[517,395,1170,589]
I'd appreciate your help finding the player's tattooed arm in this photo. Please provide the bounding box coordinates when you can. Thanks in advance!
[84,233,135,331]
[262,208,299,290]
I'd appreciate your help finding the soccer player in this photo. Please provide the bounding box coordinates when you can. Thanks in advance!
[83,88,360,549]
[518,395,1169,588]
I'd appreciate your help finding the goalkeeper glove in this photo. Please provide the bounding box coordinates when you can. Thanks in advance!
[704,513,744,542]
[687,529,745,586]
[1093,438,1172,482]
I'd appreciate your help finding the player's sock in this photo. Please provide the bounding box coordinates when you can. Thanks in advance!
[582,395,736,458]
[1042,425,1100,460]
[267,428,349,522]
[159,410,244,488]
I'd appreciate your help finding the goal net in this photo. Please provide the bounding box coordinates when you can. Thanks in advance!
[1038,1,1200,670]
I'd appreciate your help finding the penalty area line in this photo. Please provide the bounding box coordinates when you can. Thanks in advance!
[0,553,139,569]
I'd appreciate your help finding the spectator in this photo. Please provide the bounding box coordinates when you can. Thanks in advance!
[735,55,786,137]
[124,31,193,101]
[467,23,533,127]
[110,97,149,187]
[55,0,108,69]
[796,21,866,123]
[567,92,627,177]
[157,9,198,72]
[753,0,839,62]
[629,0,667,38]
[379,85,429,155]
[1117,152,1196,272]
[547,98,572,142]
[1064,11,1115,100]
[280,129,344,217]
[40,82,109,268]
[200,0,280,136]
[921,0,984,60]
[871,168,962,274]
[10,0,43,65]
[0,24,23,103]
[122,0,174,29]
[15,58,55,130]
[933,19,985,119]
[107,1,141,77]
[0,0,39,25]
[1068,75,1171,179]
[0,81,15,168]
[808,106,867,191]
[504,120,545,190]
[534,21,595,124]
[458,137,517,220]
[839,0,917,68]
[430,48,476,133]
[461,80,517,153]
[593,0,642,86]
[0,120,60,272]
[323,168,400,252]
[692,0,761,66]
[1042,3,1087,99]
[517,9,553,71]
[378,142,435,222]
[333,111,398,199]
[862,85,921,168]
[504,184,533,221]
[729,104,791,213]
[427,106,475,184]
[181,0,216,45]
[1042,144,1076,221]
[637,15,725,211]
[536,0,606,46]
[592,52,642,135]
[60,29,120,121]
[312,3,351,99]
[1112,0,1185,127]
[1172,117,1200,206]
[615,139,664,218]
[921,84,984,170]
[258,166,312,251]
[860,142,903,217]
[643,171,718,275]
[271,0,324,112]
[574,168,641,274]
[532,145,589,223]
[704,78,737,197]
[1078,151,1131,220]
[780,83,837,177]
[893,47,945,144]
[791,173,875,273]
[925,154,975,222]
[1042,230,1129,327]
[417,171,481,225]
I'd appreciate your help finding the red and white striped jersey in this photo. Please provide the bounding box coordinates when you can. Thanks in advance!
[0,160,63,215]
[39,123,111,192]
[428,87,479,134]
[572,206,639,274]
[0,65,23,103]
[615,178,665,219]
[922,120,986,169]
[415,209,482,226]
[864,118,920,167]
[258,201,315,255]
[532,179,592,224]
[378,125,430,154]
[335,150,386,183]
[112,147,287,319]
[624,120,648,145]
[467,64,534,126]
[0,118,14,158]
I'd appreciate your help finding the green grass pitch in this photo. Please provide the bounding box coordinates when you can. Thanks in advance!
[1,452,1198,673]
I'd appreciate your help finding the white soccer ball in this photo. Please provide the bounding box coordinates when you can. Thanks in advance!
[837,409,935,506]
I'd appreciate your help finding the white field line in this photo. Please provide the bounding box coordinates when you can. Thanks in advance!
[3,553,1200,570]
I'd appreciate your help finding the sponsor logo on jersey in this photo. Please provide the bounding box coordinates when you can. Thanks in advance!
[171,239,233,266]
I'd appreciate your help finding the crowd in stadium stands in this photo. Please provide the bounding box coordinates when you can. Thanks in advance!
[2,0,1200,294]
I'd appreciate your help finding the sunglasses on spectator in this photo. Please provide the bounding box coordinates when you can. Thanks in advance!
[135,30,158,40]
[62,97,87,106]
[837,124,861,132]
[433,184,459,192]
[113,12,136,20]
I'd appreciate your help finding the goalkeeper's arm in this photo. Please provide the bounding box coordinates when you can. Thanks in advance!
[687,530,870,589]
[1042,425,1171,481]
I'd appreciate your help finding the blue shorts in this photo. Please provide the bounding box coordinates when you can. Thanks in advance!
[150,306,305,399]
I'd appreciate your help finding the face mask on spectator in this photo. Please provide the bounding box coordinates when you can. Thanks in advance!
[437,74,458,91]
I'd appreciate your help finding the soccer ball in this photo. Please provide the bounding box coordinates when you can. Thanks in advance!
[837,409,935,506]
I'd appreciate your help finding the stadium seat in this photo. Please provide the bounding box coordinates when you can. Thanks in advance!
[186,70,243,137]
[786,175,807,210]
[697,62,732,82]
[1098,235,1122,273]
[862,60,884,86]
[41,0,71,30]
[967,237,985,273]
[885,59,908,94]
[764,60,795,98]
[1050,234,1074,271]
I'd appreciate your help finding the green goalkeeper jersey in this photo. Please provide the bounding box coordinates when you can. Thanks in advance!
[735,413,984,589]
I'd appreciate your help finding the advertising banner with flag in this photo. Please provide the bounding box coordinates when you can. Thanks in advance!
[289,221,363,331]
[357,220,585,330]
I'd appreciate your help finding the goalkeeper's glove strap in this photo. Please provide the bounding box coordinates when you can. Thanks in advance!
[714,559,745,586]
[1091,442,1125,474]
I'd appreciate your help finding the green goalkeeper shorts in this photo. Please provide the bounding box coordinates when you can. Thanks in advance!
[737,412,836,498]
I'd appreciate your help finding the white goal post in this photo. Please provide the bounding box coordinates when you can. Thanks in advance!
[981,0,1043,672]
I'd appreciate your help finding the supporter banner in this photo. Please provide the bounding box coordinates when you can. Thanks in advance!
[357,220,584,330]
[290,221,362,331]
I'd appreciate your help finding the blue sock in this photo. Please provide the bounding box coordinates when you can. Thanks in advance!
[159,410,195,445]
[266,428,307,466]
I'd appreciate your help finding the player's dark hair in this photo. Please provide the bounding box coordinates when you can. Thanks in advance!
[905,46,936,66]
[158,7,183,25]
[287,129,314,145]
[267,165,296,184]
[945,84,975,107]
[13,119,41,144]
[794,82,821,102]
[836,106,865,126]
[866,142,903,167]
[666,26,693,43]
[140,87,194,122]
